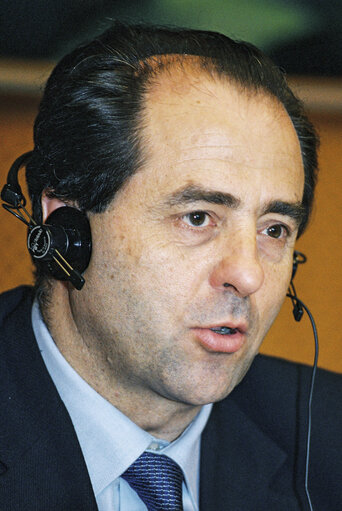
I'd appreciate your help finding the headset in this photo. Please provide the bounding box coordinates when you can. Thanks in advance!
[1,151,91,290]
[1,152,318,510]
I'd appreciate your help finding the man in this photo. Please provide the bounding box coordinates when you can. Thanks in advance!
[1,23,341,511]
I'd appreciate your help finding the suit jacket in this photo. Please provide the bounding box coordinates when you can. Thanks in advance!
[0,286,341,510]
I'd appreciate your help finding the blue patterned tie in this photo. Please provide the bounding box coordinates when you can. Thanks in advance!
[121,451,184,510]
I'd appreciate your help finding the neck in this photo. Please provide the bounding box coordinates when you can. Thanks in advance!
[41,282,201,442]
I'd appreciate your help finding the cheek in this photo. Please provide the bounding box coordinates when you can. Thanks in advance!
[138,244,194,296]
[257,261,291,323]
[128,240,215,324]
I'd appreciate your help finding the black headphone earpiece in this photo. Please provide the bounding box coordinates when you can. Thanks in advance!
[288,250,307,322]
[291,250,307,282]
[27,206,92,289]
[1,152,92,290]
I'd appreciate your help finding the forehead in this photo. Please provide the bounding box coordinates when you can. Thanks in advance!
[120,70,304,207]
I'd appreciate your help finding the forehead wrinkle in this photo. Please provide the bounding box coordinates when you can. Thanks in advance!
[176,142,239,166]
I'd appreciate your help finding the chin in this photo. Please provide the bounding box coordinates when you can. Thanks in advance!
[156,347,258,406]
[194,360,256,405]
[169,373,244,407]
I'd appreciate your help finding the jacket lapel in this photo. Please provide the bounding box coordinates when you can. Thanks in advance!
[200,398,300,510]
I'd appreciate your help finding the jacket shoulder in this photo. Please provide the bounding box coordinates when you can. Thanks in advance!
[229,354,342,427]
[0,286,34,325]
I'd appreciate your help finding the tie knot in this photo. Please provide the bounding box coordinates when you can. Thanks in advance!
[121,451,184,510]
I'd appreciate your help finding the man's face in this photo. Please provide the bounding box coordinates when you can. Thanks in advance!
[71,74,304,407]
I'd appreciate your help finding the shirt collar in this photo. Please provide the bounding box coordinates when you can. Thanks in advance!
[32,300,212,502]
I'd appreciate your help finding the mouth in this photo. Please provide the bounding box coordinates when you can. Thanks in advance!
[210,326,239,335]
[191,323,247,354]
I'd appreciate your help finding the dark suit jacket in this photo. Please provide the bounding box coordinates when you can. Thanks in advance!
[0,286,341,510]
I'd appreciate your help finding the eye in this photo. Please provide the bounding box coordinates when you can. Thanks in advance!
[264,224,289,239]
[182,211,211,228]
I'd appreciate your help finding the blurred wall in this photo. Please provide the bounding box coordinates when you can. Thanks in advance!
[1,85,341,374]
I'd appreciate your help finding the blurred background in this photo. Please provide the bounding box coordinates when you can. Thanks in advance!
[1,0,341,372]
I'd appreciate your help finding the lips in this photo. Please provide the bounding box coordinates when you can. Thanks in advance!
[191,322,247,353]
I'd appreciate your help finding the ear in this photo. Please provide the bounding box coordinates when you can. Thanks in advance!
[41,191,68,223]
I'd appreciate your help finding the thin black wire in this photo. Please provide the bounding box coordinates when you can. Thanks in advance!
[2,200,36,228]
[2,203,31,226]
[286,288,319,511]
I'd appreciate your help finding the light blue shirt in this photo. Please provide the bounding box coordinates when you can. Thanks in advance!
[32,301,212,510]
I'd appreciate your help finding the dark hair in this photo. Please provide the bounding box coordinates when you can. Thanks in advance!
[26,22,318,254]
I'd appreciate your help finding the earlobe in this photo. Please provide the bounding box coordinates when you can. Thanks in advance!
[41,191,68,223]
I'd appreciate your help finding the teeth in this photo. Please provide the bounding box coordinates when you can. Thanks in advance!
[210,326,237,335]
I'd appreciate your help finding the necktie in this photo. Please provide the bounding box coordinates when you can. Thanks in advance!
[121,451,184,510]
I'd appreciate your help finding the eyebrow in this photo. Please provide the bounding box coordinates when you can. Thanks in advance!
[262,201,306,227]
[164,185,240,208]
[163,185,305,226]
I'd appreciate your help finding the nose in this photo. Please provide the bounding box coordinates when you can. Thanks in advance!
[209,235,264,298]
